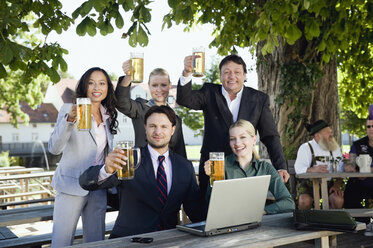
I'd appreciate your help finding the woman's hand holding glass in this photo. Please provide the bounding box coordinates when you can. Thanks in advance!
[67,105,77,123]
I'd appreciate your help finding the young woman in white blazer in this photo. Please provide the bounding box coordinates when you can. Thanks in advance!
[49,67,118,247]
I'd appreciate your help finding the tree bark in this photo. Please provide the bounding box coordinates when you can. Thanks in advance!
[256,39,340,160]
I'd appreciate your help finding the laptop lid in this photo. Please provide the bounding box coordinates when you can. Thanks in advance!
[204,175,271,231]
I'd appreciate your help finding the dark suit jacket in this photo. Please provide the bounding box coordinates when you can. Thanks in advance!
[176,81,286,170]
[79,146,206,238]
[115,78,187,158]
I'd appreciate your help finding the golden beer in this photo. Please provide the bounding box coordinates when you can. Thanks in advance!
[116,141,141,180]
[192,47,205,77]
[130,52,144,83]
[117,148,135,179]
[209,152,225,186]
[76,98,91,131]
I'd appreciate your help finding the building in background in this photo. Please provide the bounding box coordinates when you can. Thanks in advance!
[0,103,58,168]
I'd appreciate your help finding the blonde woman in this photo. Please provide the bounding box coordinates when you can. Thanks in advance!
[205,119,294,214]
[116,62,186,158]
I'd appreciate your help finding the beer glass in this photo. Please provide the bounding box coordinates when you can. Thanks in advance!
[209,152,224,186]
[76,98,91,131]
[116,141,141,180]
[130,52,144,83]
[192,47,205,77]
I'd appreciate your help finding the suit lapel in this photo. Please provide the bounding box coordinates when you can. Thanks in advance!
[215,86,233,129]
[237,87,256,121]
[88,122,97,145]
[140,147,159,199]
[163,152,178,209]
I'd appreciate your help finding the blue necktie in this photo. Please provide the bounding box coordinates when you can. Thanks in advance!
[157,155,168,208]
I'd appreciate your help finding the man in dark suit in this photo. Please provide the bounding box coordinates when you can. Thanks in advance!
[79,105,206,238]
[177,54,289,198]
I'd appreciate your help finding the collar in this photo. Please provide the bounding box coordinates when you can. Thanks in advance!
[227,153,260,171]
[100,105,110,123]
[145,99,169,108]
[147,144,170,161]
[221,85,244,102]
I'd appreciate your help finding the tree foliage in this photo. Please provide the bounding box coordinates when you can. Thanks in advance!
[0,0,71,124]
[2,0,372,135]
[164,0,373,138]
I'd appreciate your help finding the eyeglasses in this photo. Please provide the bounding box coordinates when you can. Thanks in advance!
[367,125,373,129]
[130,237,153,243]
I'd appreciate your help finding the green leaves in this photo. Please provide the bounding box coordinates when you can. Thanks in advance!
[73,0,152,47]
[76,17,97,36]
[284,24,302,45]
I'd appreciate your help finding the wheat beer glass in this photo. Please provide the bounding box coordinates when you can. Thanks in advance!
[116,141,141,180]
[76,98,91,131]
[209,152,225,186]
[130,52,144,83]
[192,47,205,77]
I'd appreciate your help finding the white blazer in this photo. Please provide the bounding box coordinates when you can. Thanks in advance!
[49,104,114,196]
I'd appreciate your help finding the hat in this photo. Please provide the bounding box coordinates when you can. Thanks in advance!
[368,104,373,120]
[305,120,329,135]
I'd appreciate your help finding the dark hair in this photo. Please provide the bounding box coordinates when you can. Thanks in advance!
[144,105,177,126]
[219,54,247,74]
[75,67,118,134]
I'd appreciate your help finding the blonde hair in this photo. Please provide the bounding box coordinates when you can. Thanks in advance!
[148,68,171,85]
[229,119,260,160]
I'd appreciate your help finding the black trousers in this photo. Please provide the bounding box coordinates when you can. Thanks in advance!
[344,178,373,223]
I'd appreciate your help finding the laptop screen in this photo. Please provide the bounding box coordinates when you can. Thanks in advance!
[205,175,271,231]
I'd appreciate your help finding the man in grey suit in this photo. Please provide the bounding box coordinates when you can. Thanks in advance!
[79,105,206,238]
[177,54,289,198]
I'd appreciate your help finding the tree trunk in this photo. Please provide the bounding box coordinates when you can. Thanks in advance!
[256,39,340,160]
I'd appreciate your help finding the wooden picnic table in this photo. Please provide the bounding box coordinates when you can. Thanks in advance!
[0,204,54,227]
[0,171,55,205]
[70,212,366,248]
[296,172,373,210]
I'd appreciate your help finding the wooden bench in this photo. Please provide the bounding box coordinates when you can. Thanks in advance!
[0,227,17,240]
[0,222,115,248]
[0,204,116,227]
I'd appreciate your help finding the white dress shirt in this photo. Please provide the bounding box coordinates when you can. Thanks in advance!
[93,105,110,166]
[147,145,172,194]
[179,75,243,122]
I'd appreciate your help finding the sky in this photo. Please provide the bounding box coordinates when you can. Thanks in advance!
[48,0,258,89]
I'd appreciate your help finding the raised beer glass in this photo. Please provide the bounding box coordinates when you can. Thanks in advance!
[116,141,141,180]
[76,98,91,131]
[192,47,205,77]
[209,152,225,186]
[130,52,144,83]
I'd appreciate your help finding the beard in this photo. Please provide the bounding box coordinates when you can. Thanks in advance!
[318,136,339,151]
[147,136,170,150]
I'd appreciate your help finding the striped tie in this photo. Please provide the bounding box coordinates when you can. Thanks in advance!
[157,155,167,208]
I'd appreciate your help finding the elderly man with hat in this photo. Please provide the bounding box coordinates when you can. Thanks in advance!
[294,120,344,210]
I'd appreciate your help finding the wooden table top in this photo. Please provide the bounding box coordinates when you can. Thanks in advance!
[70,212,366,248]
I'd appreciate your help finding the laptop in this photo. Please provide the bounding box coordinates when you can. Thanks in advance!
[177,175,271,236]
[294,209,357,233]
